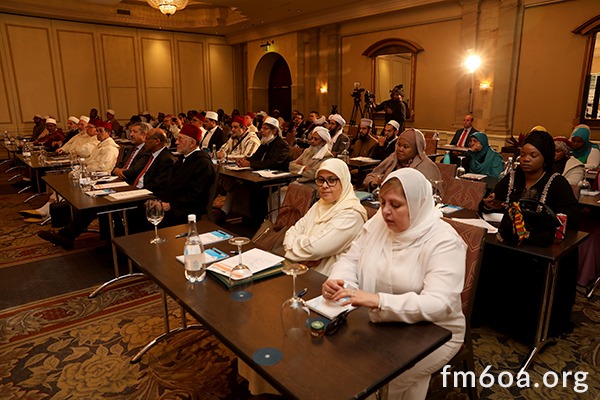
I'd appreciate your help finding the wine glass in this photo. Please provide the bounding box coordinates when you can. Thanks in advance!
[456,156,466,178]
[371,173,384,200]
[145,199,166,244]
[579,169,591,191]
[228,237,253,300]
[429,179,443,207]
[281,263,310,339]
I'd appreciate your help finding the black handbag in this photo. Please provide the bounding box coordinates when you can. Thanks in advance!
[498,172,561,247]
[50,202,72,228]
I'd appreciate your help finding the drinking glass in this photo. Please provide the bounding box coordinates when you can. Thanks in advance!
[429,179,443,207]
[145,199,166,244]
[371,173,384,200]
[228,237,253,300]
[281,263,310,338]
[579,170,591,191]
[456,156,466,178]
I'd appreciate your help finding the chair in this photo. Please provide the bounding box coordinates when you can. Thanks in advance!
[347,126,359,141]
[436,163,457,199]
[425,138,438,155]
[290,146,304,160]
[427,218,486,400]
[442,178,486,210]
[203,163,219,223]
[252,181,316,256]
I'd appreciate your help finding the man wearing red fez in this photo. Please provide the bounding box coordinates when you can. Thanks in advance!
[244,112,259,133]
[158,123,216,225]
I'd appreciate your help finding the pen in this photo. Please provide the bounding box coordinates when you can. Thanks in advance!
[297,288,308,298]
[175,232,188,238]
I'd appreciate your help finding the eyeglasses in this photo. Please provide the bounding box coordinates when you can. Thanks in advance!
[315,177,340,187]
[324,309,349,336]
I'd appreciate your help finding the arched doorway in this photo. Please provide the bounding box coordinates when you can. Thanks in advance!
[251,53,292,120]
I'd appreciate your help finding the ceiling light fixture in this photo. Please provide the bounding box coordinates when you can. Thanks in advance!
[147,0,189,16]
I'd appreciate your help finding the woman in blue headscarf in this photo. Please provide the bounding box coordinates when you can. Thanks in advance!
[466,131,504,177]
[570,124,599,170]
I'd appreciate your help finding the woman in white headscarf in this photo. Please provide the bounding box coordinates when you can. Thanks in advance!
[323,168,466,400]
[284,157,368,276]
[288,127,333,183]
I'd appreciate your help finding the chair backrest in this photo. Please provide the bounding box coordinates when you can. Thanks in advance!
[442,178,486,210]
[425,138,438,155]
[347,126,359,140]
[285,131,296,146]
[571,184,581,199]
[436,162,456,182]
[252,182,316,255]
[290,146,304,161]
[442,218,486,319]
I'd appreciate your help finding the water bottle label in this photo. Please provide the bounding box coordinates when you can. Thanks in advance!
[79,177,90,185]
[185,253,204,271]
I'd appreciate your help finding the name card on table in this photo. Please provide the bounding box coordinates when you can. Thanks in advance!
[106,189,152,201]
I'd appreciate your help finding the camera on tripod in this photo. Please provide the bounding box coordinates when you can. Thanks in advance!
[351,87,365,103]
[364,90,375,105]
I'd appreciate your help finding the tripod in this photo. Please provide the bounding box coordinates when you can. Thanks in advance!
[349,97,363,126]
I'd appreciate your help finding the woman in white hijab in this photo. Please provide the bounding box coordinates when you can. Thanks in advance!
[288,127,333,184]
[284,157,368,276]
[323,168,466,400]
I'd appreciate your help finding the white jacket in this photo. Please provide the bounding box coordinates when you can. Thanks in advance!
[86,137,120,173]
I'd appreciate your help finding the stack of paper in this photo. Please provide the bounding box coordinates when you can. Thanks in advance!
[94,181,129,189]
[208,248,284,280]
[349,157,380,163]
[451,217,498,233]
[106,189,152,201]
[461,173,487,181]
[254,170,293,178]
[225,165,252,171]
[306,295,356,319]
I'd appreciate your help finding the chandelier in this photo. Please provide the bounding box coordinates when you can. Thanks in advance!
[146,0,189,16]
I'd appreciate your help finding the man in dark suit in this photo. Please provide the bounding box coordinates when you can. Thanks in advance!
[201,110,228,152]
[237,117,291,227]
[159,124,216,226]
[450,114,478,147]
[130,128,175,198]
[112,122,150,184]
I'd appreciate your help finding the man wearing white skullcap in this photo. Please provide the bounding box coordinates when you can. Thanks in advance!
[56,116,80,146]
[57,115,100,158]
[34,118,66,150]
[327,114,349,156]
[201,110,228,151]
[237,116,291,227]
[106,109,122,137]
[350,118,377,158]
[289,126,333,183]
[373,120,400,161]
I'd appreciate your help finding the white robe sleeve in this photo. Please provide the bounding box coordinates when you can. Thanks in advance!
[369,234,465,325]
[284,210,364,264]
[584,147,600,170]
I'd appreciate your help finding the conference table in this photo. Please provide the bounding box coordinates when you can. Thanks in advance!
[218,165,300,217]
[16,152,71,200]
[43,173,154,283]
[113,222,452,399]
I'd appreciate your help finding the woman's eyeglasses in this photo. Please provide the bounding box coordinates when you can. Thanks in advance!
[315,177,340,187]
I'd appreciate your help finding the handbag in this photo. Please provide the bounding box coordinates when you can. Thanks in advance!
[498,172,560,246]
[50,201,72,228]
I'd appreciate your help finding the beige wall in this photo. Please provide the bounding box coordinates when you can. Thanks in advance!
[241,0,600,145]
[0,13,235,135]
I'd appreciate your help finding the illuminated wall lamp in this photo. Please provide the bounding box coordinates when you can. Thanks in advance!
[479,82,491,92]
[319,85,328,94]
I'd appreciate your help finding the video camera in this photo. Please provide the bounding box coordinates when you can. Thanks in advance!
[364,90,375,104]
[351,87,365,103]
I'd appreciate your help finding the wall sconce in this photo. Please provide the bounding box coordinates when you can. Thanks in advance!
[479,81,491,92]
[319,85,328,94]
[260,40,274,52]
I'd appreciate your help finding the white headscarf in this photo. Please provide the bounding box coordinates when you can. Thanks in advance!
[358,168,442,292]
[312,127,332,160]
[313,158,368,224]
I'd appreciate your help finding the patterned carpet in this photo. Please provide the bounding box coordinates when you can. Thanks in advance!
[0,278,247,399]
[0,192,102,268]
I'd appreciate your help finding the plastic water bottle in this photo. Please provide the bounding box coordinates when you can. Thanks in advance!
[442,151,451,164]
[211,144,218,165]
[184,214,206,283]
[339,141,350,163]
